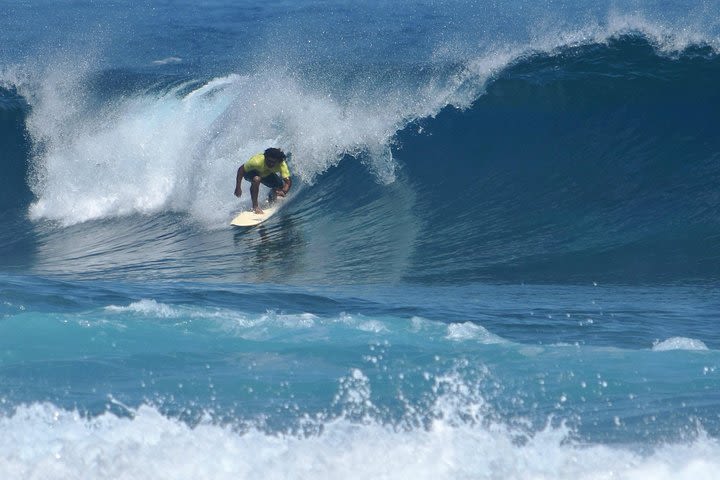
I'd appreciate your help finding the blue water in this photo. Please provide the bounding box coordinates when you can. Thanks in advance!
[2,1,720,478]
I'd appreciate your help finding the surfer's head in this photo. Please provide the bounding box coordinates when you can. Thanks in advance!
[264,148,286,166]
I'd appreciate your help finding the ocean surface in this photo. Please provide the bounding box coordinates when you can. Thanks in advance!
[1,0,720,478]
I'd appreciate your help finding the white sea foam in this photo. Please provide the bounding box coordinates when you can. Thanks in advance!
[151,56,182,65]
[446,322,506,344]
[0,400,718,480]
[652,337,709,352]
[105,299,181,318]
[9,66,420,227]
[103,300,400,341]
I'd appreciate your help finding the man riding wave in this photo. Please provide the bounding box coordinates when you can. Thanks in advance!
[234,148,292,214]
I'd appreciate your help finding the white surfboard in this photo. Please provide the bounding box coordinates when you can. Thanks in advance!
[230,198,285,227]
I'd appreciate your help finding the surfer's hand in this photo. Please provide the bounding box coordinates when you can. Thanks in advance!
[234,187,242,198]
[274,189,286,198]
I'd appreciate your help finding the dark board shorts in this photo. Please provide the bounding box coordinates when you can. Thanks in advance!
[243,170,284,189]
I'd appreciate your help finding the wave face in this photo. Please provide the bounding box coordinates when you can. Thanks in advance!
[400,38,720,284]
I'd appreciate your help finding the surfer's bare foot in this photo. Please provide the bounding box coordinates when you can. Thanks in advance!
[253,207,264,214]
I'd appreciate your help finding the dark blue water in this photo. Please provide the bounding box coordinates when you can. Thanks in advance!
[1,1,719,478]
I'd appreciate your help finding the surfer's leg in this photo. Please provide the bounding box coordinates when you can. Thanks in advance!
[261,174,283,203]
[250,175,263,213]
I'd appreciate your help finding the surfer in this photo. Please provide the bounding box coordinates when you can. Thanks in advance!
[234,148,292,214]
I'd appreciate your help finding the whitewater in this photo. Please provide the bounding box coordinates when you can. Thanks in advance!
[1,0,720,478]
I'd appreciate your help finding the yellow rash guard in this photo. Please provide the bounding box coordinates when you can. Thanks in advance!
[244,153,291,179]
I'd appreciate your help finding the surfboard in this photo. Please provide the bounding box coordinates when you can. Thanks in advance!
[230,198,285,227]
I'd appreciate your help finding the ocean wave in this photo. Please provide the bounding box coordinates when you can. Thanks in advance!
[1,14,716,226]
[2,25,719,282]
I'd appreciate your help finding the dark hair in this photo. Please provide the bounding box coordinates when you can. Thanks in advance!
[264,148,286,161]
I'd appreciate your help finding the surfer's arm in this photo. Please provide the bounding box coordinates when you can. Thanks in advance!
[234,165,246,197]
[275,177,292,197]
